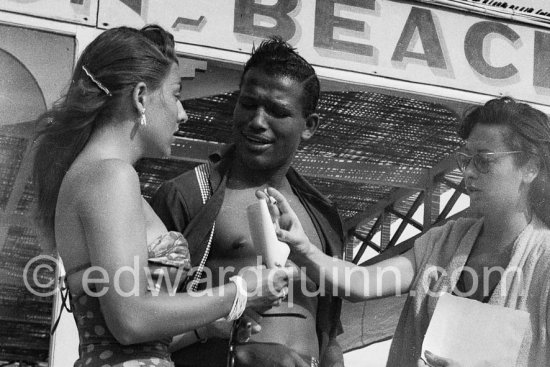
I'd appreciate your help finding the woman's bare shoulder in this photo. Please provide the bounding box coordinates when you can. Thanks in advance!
[62,158,141,207]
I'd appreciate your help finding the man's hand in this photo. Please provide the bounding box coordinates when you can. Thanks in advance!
[234,343,310,367]
[418,351,462,367]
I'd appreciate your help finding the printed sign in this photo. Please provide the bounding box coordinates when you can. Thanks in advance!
[4,0,549,106]
[0,0,98,26]
[415,0,550,25]
[97,0,550,107]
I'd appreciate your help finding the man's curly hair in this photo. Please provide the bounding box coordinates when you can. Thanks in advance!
[240,36,320,117]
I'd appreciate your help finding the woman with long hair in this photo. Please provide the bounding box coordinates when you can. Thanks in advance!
[33,25,291,367]
[263,97,550,366]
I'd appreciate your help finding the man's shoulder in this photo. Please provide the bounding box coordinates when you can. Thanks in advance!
[150,164,210,230]
[161,165,203,193]
[151,166,202,207]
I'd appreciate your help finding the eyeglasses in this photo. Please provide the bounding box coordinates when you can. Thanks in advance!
[455,151,522,174]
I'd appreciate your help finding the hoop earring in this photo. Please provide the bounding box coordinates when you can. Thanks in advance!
[140,109,147,127]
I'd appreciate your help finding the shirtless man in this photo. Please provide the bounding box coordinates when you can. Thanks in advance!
[151,37,344,367]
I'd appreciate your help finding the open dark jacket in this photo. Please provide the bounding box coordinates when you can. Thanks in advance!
[150,148,345,367]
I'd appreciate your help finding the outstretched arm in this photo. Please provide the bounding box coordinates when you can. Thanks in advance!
[258,187,417,302]
[72,161,293,345]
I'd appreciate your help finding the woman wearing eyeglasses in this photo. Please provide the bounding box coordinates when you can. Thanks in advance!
[260,97,550,366]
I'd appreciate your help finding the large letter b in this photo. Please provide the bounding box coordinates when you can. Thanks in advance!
[234,0,298,41]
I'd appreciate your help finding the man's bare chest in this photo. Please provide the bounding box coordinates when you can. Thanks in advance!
[211,187,322,260]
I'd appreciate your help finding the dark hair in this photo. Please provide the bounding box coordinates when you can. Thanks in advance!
[459,96,550,226]
[240,36,320,117]
[33,25,177,231]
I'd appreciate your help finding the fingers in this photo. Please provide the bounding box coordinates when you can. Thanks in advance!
[242,309,263,334]
[269,269,291,306]
[284,260,299,273]
[266,187,295,217]
[424,351,452,367]
[275,286,289,301]
[242,308,263,324]
[275,265,299,282]
[290,351,310,367]
[256,189,281,230]
[255,190,268,200]
[255,188,278,210]
[275,228,290,243]
[235,317,254,343]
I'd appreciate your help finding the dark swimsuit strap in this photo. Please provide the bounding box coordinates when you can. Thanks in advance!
[51,262,92,335]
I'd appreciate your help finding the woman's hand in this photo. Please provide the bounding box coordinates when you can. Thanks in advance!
[169,309,263,352]
[239,265,296,311]
[205,309,263,340]
[255,188,312,256]
[418,351,462,367]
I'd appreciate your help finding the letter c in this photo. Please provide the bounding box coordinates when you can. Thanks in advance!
[464,21,520,79]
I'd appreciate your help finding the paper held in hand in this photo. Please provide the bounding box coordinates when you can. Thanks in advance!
[421,292,529,367]
[247,198,290,268]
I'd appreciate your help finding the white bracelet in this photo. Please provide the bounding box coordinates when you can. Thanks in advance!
[225,275,247,321]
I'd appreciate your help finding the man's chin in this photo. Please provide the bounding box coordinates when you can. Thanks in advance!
[243,158,272,171]
[239,155,279,171]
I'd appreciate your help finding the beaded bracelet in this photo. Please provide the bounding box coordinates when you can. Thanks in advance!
[225,276,247,321]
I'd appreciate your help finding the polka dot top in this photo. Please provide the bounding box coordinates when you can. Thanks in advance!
[68,231,191,367]
[71,293,172,367]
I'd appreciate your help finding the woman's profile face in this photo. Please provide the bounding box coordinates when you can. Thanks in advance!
[461,123,528,216]
[143,62,187,158]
